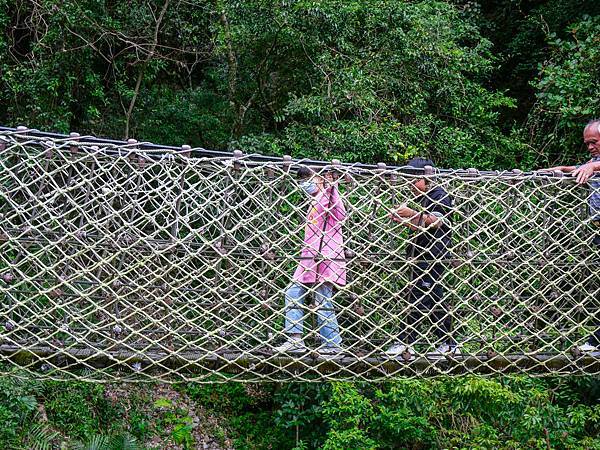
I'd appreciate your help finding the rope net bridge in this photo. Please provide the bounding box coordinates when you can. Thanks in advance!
[0,128,599,383]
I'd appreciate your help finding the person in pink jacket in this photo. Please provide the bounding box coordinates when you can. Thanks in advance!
[274,166,346,355]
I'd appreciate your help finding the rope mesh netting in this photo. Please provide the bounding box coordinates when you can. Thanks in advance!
[0,129,599,383]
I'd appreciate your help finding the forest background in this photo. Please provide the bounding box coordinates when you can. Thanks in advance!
[1,0,600,448]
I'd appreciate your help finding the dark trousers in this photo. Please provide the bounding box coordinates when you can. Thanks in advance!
[587,225,600,347]
[400,261,454,345]
[590,330,600,347]
[588,230,600,345]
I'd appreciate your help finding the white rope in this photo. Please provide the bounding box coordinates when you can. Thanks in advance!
[0,131,598,383]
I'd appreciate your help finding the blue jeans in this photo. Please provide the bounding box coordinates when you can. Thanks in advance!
[284,283,342,346]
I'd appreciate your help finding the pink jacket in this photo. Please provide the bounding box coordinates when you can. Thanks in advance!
[293,184,346,286]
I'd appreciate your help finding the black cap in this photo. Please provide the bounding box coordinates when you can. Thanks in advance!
[407,157,434,169]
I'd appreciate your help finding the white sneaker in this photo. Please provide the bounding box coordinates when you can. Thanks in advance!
[429,344,461,359]
[385,342,415,360]
[274,338,307,354]
[578,342,598,353]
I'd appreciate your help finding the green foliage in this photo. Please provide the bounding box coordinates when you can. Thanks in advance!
[183,379,270,411]
[0,371,51,448]
[183,381,290,449]
[0,0,530,169]
[529,14,600,165]
[1,0,596,170]
[43,381,124,440]
[178,378,600,448]
[0,376,189,448]
[274,383,331,448]
[181,376,596,448]
[230,1,524,168]
[318,377,600,449]
[180,376,600,449]
[19,423,60,450]
[153,397,195,449]
[474,0,600,126]
[70,432,140,450]
[321,383,376,450]
[0,374,597,449]
[0,0,220,142]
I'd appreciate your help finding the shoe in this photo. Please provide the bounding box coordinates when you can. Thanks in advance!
[317,345,343,356]
[578,342,598,353]
[274,338,307,354]
[385,342,415,360]
[429,344,461,359]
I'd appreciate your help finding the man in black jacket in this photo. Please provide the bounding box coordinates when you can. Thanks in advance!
[386,157,458,359]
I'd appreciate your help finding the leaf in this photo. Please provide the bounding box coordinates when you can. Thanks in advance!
[19,423,60,450]
[153,397,172,409]
[70,434,110,450]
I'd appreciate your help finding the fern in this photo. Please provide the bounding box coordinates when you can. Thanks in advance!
[71,434,110,450]
[18,423,60,450]
[70,433,139,450]
[109,433,140,450]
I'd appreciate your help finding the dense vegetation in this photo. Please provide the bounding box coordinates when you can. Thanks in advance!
[1,371,600,449]
[2,0,599,168]
[1,0,600,448]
